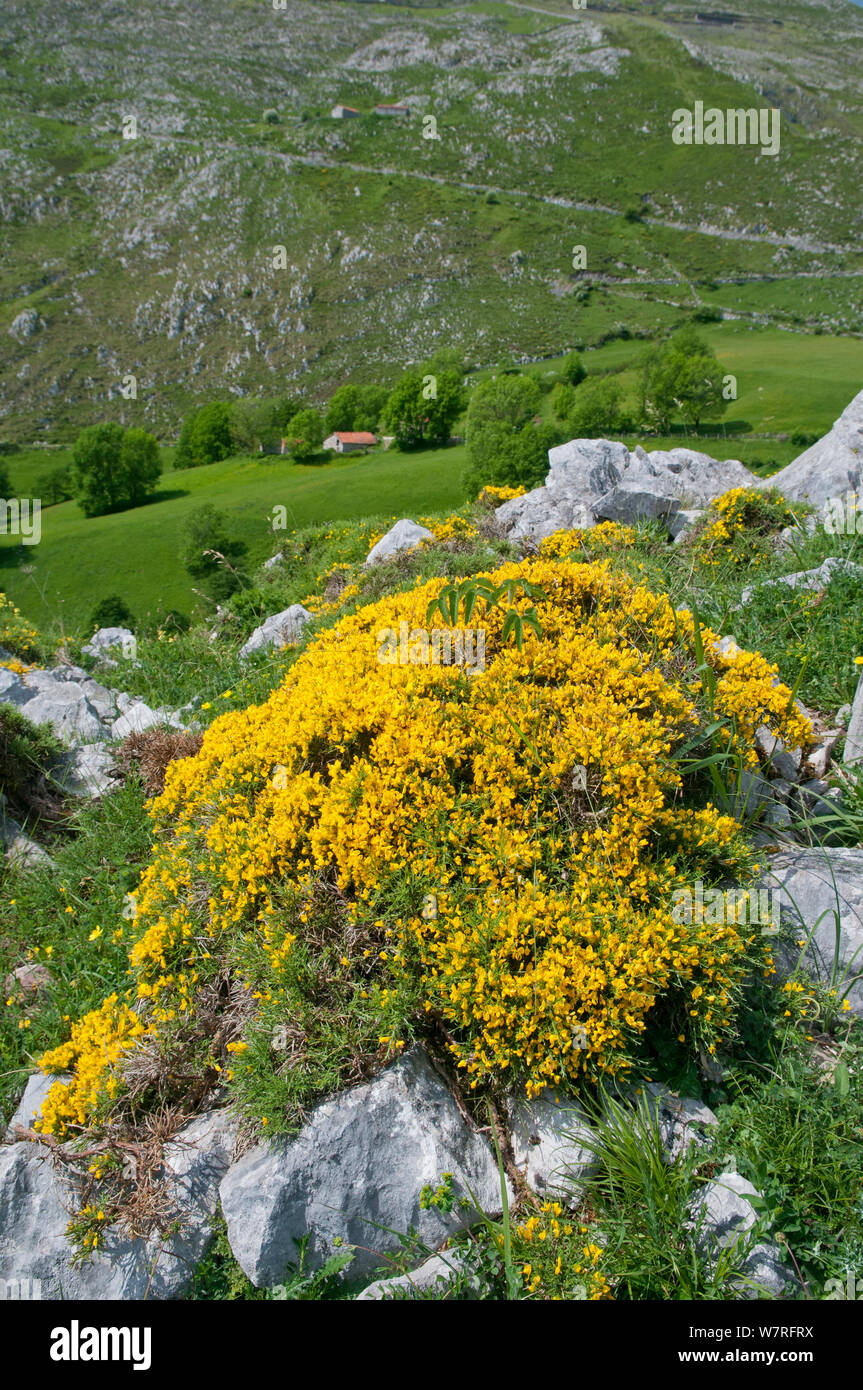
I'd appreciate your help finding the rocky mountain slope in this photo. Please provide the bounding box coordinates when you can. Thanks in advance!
[1,0,862,441]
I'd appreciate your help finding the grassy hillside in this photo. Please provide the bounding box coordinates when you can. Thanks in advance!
[1,0,861,443]
[2,321,860,626]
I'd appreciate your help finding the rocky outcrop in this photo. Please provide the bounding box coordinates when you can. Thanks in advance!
[220,1047,505,1284]
[0,1110,236,1300]
[757,848,863,1015]
[495,440,756,543]
[0,664,187,749]
[759,388,863,509]
[740,556,863,606]
[238,604,312,660]
[363,519,435,567]
[691,1171,790,1299]
[507,1088,596,1199]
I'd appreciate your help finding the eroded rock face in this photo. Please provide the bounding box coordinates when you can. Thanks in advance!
[220,1047,505,1284]
[760,389,863,508]
[507,1088,597,1200]
[0,1110,236,1300]
[494,440,757,543]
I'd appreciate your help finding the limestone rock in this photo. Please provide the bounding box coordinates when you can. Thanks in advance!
[0,1110,236,1300]
[757,848,863,1014]
[238,604,312,659]
[507,1088,597,1200]
[357,1250,476,1301]
[494,439,756,543]
[760,389,863,508]
[363,519,434,567]
[843,672,863,768]
[741,556,863,606]
[220,1047,505,1284]
[3,1072,65,1141]
[48,742,116,799]
[82,628,136,662]
[691,1171,790,1299]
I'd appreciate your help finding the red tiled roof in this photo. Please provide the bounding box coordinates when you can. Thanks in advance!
[335,431,377,444]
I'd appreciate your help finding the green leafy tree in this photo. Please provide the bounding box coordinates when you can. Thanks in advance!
[567,377,622,437]
[120,428,162,505]
[463,374,550,493]
[384,368,465,449]
[175,402,234,468]
[89,595,136,630]
[71,423,127,516]
[355,385,389,433]
[640,326,728,435]
[284,408,325,461]
[0,458,10,496]
[272,395,304,434]
[550,381,576,421]
[324,385,364,434]
[37,464,74,506]
[560,351,587,388]
[180,504,248,600]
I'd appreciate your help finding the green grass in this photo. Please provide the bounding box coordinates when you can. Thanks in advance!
[0,781,152,1128]
[3,323,860,633]
[0,444,469,629]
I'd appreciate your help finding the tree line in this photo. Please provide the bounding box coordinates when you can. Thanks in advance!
[58,323,730,516]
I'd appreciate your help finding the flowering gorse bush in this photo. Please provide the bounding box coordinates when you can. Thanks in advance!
[36,559,810,1137]
[477,484,526,505]
[538,523,638,561]
[0,592,42,667]
[689,487,802,568]
[514,1202,611,1300]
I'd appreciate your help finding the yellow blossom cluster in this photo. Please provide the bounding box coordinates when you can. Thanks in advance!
[36,995,149,1137]
[690,487,797,568]
[539,523,638,561]
[515,1202,611,1299]
[0,592,42,664]
[37,559,810,1129]
[477,485,527,504]
[418,513,480,545]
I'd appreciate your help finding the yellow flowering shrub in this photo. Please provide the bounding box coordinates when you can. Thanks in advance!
[37,559,811,1133]
[689,487,800,568]
[0,592,42,666]
[514,1202,611,1299]
[539,523,638,560]
[477,485,527,505]
[36,995,150,1135]
[419,513,480,544]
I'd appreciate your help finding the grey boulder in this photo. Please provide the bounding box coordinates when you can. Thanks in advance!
[363,519,434,567]
[0,1110,236,1300]
[357,1250,476,1301]
[843,671,863,768]
[507,1088,597,1199]
[759,388,863,508]
[48,742,116,798]
[82,628,136,663]
[220,1046,505,1284]
[495,440,756,543]
[5,671,105,744]
[4,1072,66,1141]
[757,848,863,1015]
[691,1171,789,1299]
[741,556,863,606]
[639,1084,719,1163]
[238,604,312,659]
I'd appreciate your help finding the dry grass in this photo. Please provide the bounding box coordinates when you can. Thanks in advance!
[114,728,203,796]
